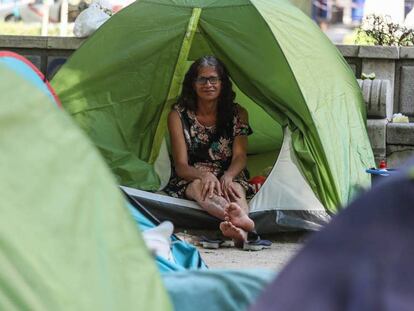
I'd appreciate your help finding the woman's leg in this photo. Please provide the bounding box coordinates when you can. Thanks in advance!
[185,179,228,220]
[219,221,247,246]
[224,182,255,232]
[185,180,253,244]
[227,182,249,213]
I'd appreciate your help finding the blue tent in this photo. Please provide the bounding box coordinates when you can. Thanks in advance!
[0,51,61,107]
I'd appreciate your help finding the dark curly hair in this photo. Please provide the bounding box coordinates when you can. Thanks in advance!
[177,56,236,137]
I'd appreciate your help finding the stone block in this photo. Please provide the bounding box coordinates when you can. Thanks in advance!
[348,63,357,75]
[337,45,359,57]
[0,35,48,49]
[0,35,83,50]
[399,47,414,59]
[387,123,414,145]
[357,79,392,119]
[361,60,395,107]
[367,119,388,159]
[23,54,41,70]
[387,145,414,168]
[47,37,85,50]
[359,46,399,59]
[399,66,414,117]
[46,56,69,79]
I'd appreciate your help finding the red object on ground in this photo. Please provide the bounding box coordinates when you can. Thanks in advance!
[249,176,266,193]
[379,160,387,169]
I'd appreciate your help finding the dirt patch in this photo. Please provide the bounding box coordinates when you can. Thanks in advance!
[176,230,312,271]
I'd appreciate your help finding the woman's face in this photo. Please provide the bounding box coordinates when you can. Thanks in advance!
[193,66,222,103]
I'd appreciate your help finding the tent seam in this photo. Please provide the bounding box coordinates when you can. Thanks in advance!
[249,0,341,209]
[148,7,202,164]
[139,0,251,9]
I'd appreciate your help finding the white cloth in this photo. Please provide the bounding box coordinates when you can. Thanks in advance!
[73,0,112,38]
[142,221,176,262]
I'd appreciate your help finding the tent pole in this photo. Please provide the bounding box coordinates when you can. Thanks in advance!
[148,7,202,164]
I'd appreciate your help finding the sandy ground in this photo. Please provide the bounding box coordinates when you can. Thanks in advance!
[198,242,302,271]
[177,230,310,271]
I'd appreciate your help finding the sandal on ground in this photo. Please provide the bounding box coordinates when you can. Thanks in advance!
[200,236,235,249]
[243,231,272,251]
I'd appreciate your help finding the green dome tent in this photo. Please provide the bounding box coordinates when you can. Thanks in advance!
[0,53,171,310]
[52,0,374,232]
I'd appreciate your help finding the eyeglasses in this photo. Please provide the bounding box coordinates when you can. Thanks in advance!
[194,76,221,85]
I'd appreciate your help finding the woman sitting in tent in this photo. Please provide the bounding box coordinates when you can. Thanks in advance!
[164,56,255,244]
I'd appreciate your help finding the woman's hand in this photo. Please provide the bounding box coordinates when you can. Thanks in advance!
[220,173,241,202]
[200,172,222,200]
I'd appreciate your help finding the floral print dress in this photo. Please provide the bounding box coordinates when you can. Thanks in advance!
[164,104,254,199]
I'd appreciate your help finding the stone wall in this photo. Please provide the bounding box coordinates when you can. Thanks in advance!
[337,45,414,120]
[0,35,84,80]
[1,35,413,167]
[338,45,414,167]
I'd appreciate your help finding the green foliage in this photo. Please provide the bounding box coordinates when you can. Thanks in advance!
[342,29,376,46]
[361,72,376,80]
[353,30,376,45]
[355,14,414,46]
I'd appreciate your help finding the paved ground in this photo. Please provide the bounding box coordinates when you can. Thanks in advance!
[177,231,310,271]
[198,242,302,271]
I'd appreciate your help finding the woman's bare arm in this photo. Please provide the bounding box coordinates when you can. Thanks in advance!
[168,110,202,181]
[224,107,249,179]
[220,107,250,199]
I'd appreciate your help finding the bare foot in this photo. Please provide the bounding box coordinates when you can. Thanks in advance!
[224,203,255,232]
[219,221,247,246]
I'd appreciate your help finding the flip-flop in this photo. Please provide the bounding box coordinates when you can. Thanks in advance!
[243,231,272,251]
[200,236,223,249]
[200,236,234,249]
[220,240,235,248]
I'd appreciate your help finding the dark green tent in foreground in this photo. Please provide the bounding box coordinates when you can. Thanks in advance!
[52,0,374,230]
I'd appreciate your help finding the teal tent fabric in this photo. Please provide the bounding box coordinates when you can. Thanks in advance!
[164,269,275,311]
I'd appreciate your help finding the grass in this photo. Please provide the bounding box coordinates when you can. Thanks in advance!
[0,22,75,36]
